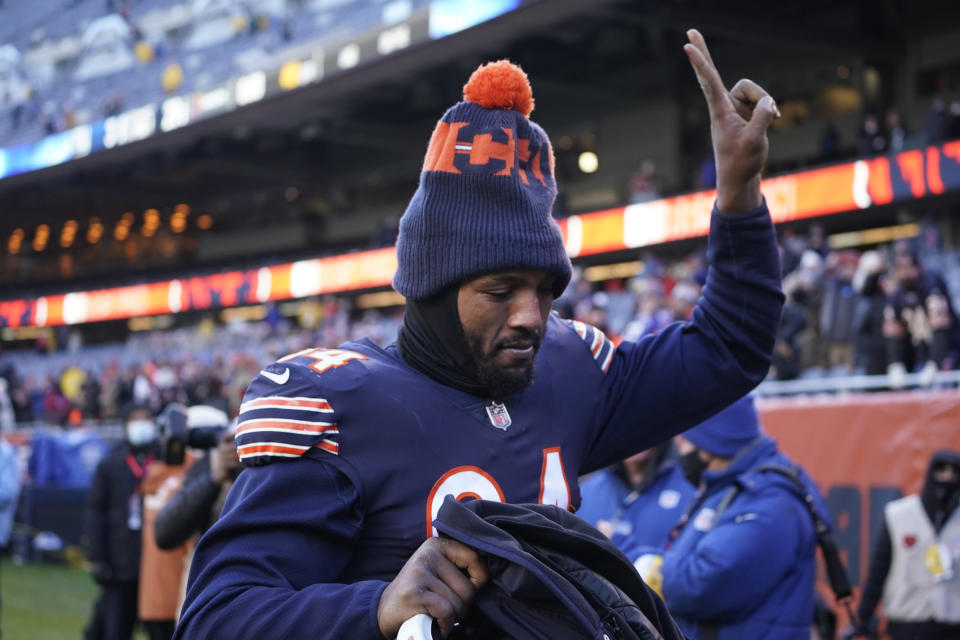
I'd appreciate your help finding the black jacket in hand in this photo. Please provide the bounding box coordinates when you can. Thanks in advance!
[434,496,685,640]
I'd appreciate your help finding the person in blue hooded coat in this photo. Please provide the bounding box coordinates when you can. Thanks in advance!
[577,440,696,552]
[639,395,830,640]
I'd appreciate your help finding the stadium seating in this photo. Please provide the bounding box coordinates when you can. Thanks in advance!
[0,0,431,148]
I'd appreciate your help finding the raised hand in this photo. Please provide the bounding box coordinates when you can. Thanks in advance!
[377,537,489,638]
[684,29,780,214]
[209,430,240,484]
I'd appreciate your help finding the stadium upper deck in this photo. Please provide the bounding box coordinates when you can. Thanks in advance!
[2,0,960,307]
[0,0,435,149]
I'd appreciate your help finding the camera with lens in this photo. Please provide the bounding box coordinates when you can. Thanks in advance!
[157,403,230,465]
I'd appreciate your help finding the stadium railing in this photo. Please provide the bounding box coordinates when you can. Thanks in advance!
[755,370,960,396]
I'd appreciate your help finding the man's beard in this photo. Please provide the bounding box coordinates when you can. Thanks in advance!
[466,330,541,401]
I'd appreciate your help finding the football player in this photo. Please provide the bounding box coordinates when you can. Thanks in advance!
[175,30,784,640]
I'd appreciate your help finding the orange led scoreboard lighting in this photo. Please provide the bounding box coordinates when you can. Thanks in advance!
[0,248,398,329]
[559,141,960,256]
[2,141,959,329]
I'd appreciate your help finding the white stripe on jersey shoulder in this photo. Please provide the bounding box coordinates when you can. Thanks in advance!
[235,418,338,437]
[237,439,339,460]
[237,441,311,456]
[236,437,341,461]
[570,320,616,373]
[572,320,588,340]
[239,396,334,414]
[599,339,614,374]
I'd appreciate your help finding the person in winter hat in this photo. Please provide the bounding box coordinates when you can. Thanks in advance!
[175,30,785,640]
[635,396,831,640]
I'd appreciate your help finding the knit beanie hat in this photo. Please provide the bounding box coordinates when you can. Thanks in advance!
[683,395,762,458]
[393,60,572,301]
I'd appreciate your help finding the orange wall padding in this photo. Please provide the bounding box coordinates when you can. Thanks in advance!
[757,391,960,630]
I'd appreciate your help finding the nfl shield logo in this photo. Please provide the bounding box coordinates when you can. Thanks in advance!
[485,402,512,430]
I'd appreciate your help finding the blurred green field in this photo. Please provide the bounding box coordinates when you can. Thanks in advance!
[1,558,147,640]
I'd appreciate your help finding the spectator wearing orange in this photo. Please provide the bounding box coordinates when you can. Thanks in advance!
[138,444,199,640]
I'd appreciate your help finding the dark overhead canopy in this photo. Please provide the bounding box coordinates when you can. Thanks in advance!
[2,0,957,291]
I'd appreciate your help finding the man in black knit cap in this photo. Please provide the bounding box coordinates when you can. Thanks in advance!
[176,30,785,640]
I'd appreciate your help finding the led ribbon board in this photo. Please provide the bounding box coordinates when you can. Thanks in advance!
[2,141,959,328]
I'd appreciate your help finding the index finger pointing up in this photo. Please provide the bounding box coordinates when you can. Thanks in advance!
[684,29,731,118]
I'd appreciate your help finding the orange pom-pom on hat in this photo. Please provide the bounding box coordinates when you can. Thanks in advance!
[395,57,570,301]
[462,60,534,117]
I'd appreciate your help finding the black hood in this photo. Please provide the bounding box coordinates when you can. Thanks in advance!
[397,286,490,398]
[920,448,960,532]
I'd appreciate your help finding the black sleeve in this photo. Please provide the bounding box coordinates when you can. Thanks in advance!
[582,204,784,471]
[856,519,892,624]
[154,456,221,550]
[84,458,111,565]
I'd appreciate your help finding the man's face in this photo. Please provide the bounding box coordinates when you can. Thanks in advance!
[458,269,554,399]
[125,408,157,446]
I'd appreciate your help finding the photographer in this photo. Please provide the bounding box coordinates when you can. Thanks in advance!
[154,422,239,551]
[152,405,239,623]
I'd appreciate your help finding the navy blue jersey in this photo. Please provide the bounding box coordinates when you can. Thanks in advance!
[175,204,784,640]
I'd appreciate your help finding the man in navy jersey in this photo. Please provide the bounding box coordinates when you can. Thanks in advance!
[175,30,784,640]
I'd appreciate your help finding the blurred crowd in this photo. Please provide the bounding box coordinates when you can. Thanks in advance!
[559,230,960,384]
[0,300,403,427]
[2,227,958,431]
[858,100,960,158]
